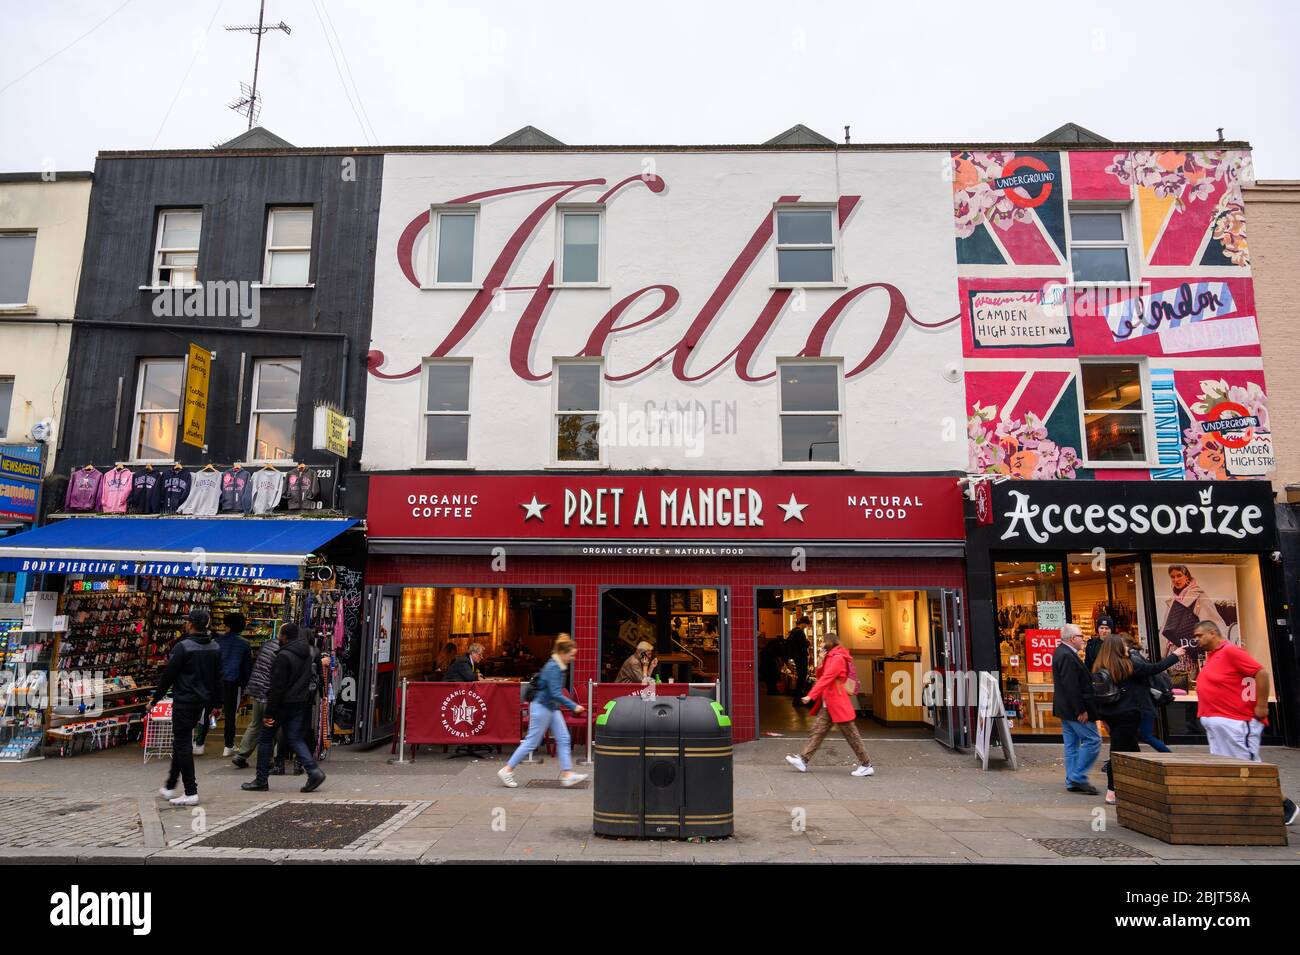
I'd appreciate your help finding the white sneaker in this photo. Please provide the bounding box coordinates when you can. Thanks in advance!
[497,767,518,788]
[851,764,875,777]
[192,743,205,756]
[158,786,179,799]
[222,747,235,757]
[168,793,199,807]
[560,772,588,788]
[785,754,808,773]
[1284,803,1299,826]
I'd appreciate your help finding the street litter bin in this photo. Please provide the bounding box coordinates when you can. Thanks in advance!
[593,694,733,839]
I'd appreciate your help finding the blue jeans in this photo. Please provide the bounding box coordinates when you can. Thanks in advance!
[1060,718,1101,787]
[507,702,572,771]
[256,706,318,783]
[1138,710,1172,753]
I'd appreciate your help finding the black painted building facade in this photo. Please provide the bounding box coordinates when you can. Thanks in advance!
[52,146,383,514]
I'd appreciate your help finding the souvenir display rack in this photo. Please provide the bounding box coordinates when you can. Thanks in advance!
[59,591,153,684]
[0,630,57,762]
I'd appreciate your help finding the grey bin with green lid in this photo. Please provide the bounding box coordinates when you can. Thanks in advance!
[593,694,733,839]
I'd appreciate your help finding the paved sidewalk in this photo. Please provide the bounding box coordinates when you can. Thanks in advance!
[1,737,1297,864]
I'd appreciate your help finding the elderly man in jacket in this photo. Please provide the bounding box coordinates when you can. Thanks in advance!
[784,632,873,777]
[230,632,282,771]
[241,624,325,793]
[1053,623,1101,795]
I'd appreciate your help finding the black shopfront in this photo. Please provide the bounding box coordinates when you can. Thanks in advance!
[967,480,1299,746]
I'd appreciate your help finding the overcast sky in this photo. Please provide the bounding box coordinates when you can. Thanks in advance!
[2,0,1298,177]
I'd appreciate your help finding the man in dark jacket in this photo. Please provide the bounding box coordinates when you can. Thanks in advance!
[1052,623,1101,795]
[442,643,483,682]
[195,612,252,757]
[242,624,325,793]
[786,619,811,704]
[154,608,221,806]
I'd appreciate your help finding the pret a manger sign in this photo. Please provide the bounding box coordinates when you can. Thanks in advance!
[366,475,963,542]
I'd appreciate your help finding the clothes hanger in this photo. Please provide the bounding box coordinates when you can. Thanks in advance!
[145,464,154,472]
[171,462,183,471]
[201,462,218,472]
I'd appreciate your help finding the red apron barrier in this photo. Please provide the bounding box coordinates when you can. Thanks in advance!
[402,681,523,746]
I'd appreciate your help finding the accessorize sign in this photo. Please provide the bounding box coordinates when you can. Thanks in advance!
[989,480,1276,551]
[365,474,964,542]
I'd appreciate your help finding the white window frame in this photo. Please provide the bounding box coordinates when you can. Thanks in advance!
[776,356,846,468]
[553,204,606,288]
[420,358,473,466]
[426,204,480,288]
[773,203,842,288]
[246,358,301,463]
[130,358,184,464]
[0,231,38,308]
[261,207,314,287]
[0,376,13,439]
[1066,204,1135,286]
[151,209,202,288]
[550,357,605,468]
[1075,357,1154,469]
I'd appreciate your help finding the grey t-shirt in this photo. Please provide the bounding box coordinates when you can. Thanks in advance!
[251,469,285,514]
[177,470,221,516]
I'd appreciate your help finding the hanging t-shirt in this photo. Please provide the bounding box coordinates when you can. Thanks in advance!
[64,468,103,512]
[177,470,221,516]
[128,470,162,514]
[251,469,285,514]
[98,467,134,513]
[159,470,192,513]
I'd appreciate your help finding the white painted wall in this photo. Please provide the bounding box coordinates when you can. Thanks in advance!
[363,151,963,472]
[0,176,91,469]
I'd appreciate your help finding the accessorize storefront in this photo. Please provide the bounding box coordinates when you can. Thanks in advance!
[359,473,969,746]
[966,479,1299,746]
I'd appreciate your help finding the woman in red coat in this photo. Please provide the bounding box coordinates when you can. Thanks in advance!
[785,631,874,777]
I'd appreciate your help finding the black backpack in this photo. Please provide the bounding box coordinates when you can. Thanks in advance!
[524,671,542,703]
[1091,667,1122,706]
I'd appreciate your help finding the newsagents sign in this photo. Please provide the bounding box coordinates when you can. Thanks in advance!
[991,481,1277,552]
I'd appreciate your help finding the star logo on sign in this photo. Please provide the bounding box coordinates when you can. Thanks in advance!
[451,699,478,726]
[520,495,548,521]
[778,493,807,522]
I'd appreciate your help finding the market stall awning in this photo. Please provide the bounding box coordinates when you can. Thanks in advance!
[0,517,359,580]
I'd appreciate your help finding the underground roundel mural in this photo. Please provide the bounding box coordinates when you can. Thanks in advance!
[954,148,1270,481]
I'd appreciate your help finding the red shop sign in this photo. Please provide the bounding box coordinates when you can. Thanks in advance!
[366,474,964,542]
[1026,629,1061,673]
[402,682,523,746]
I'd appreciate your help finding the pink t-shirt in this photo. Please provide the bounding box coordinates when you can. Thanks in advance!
[1196,642,1265,723]
[98,467,134,513]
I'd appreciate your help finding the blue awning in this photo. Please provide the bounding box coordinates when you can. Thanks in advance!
[0,517,359,580]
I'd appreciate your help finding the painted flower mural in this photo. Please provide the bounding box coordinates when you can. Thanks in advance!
[952,152,1035,239]
[1104,150,1251,266]
[968,402,1080,479]
[1183,379,1269,480]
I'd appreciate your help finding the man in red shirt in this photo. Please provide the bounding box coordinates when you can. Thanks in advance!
[1193,621,1298,825]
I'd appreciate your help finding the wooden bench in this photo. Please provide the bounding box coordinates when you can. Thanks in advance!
[1112,752,1289,846]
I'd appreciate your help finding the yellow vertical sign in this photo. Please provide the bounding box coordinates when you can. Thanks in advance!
[182,344,212,448]
[325,407,349,457]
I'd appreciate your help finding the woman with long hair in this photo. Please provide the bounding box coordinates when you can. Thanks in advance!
[499,634,587,789]
[1092,634,1185,805]
[1123,631,1173,754]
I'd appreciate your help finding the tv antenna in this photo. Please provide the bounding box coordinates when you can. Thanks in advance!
[225,1,292,129]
